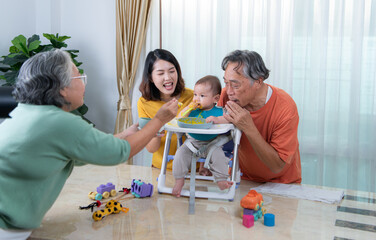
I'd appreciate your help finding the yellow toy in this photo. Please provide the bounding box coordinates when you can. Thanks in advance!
[92,200,129,221]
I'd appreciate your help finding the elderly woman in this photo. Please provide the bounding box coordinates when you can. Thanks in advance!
[0,49,178,239]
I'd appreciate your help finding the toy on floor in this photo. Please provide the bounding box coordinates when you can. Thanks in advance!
[88,182,117,200]
[92,200,129,221]
[131,179,153,198]
[81,179,154,222]
[80,187,132,212]
[243,214,254,228]
[264,213,275,227]
[240,190,267,227]
[79,200,102,212]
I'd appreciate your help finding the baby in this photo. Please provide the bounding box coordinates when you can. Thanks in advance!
[172,75,233,197]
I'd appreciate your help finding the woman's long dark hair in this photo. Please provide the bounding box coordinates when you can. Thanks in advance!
[139,49,185,101]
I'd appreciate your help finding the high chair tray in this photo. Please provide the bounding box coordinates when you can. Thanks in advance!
[166,119,234,134]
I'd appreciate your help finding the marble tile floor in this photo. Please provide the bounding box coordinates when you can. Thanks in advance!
[28,165,376,240]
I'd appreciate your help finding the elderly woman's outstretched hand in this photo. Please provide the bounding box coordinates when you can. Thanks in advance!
[155,98,179,124]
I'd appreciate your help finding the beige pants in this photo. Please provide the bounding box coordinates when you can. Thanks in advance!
[172,137,230,182]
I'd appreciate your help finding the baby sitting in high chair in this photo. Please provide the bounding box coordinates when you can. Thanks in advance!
[172,75,233,197]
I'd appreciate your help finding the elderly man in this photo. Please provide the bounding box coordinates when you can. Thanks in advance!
[212,50,301,183]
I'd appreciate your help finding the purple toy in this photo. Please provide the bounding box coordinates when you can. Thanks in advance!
[243,208,255,216]
[131,179,153,198]
[96,182,115,194]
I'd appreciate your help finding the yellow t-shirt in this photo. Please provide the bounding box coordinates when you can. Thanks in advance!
[137,88,194,169]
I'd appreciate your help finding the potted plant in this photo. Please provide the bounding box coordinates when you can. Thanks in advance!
[0,33,89,120]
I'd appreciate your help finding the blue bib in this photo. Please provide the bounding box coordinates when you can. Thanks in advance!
[188,106,223,141]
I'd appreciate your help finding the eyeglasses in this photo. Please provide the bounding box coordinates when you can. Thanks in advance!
[71,73,87,85]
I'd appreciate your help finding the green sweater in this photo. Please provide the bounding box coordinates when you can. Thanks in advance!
[0,104,130,230]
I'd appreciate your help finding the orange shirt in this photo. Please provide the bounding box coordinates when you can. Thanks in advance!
[218,84,301,183]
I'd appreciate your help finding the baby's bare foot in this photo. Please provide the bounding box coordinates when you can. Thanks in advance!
[172,178,185,197]
[217,180,234,190]
[199,168,212,176]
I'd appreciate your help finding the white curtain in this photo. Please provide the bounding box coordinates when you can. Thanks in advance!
[140,0,376,192]
[131,0,161,166]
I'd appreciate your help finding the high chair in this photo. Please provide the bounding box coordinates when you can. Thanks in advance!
[157,119,242,214]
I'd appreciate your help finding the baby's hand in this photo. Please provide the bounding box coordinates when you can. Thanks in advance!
[206,116,216,123]
[156,130,165,137]
[206,116,229,124]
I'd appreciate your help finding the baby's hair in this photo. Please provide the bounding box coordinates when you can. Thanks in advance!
[195,75,221,96]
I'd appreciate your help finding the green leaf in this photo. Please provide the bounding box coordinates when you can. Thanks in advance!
[9,46,19,54]
[27,35,41,52]
[71,54,78,59]
[58,36,71,42]
[3,70,19,85]
[52,33,71,42]
[7,53,22,58]
[28,40,41,52]
[50,39,67,49]
[0,66,11,72]
[72,58,82,67]
[28,34,40,42]
[76,104,89,115]
[2,54,28,67]
[70,104,93,125]
[68,52,78,58]
[11,35,29,56]
[38,45,54,52]
[42,33,54,40]
[1,33,87,115]
[66,49,79,53]
[43,33,71,49]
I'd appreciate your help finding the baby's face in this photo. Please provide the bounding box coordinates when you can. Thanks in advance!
[193,83,218,110]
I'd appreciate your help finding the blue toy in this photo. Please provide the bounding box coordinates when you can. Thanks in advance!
[264,213,275,227]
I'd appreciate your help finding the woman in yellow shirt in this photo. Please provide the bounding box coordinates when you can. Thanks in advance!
[138,49,193,169]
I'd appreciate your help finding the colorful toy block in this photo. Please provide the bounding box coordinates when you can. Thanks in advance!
[243,214,254,228]
[264,213,275,227]
[240,189,274,227]
[243,208,255,216]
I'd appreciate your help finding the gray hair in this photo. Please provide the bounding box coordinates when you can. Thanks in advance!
[13,49,73,107]
[221,50,270,83]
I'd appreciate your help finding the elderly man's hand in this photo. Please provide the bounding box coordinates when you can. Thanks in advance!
[155,98,178,124]
[223,101,254,131]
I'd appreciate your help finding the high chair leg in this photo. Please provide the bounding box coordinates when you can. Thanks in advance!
[188,156,197,214]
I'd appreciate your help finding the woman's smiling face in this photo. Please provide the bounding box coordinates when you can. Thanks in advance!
[151,59,178,101]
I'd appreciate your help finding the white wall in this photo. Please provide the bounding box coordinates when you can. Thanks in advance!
[0,0,161,166]
[0,0,118,133]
